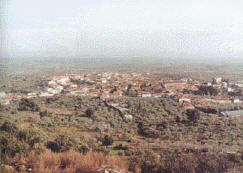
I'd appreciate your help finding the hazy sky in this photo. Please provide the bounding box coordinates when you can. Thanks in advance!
[1,0,243,60]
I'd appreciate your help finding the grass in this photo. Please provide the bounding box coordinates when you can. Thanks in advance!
[5,150,129,173]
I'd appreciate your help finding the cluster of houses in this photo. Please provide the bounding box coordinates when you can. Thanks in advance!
[0,72,243,117]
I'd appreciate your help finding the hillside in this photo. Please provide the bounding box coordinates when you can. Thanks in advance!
[1,96,242,172]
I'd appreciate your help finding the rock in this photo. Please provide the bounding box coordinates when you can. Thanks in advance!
[124,114,133,121]
[97,167,128,173]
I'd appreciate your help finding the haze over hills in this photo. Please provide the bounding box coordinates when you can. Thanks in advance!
[1,0,243,61]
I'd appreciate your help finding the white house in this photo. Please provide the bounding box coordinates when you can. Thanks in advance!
[179,98,191,105]
[48,80,57,87]
[56,77,70,86]
[47,88,58,94]
[236,83,243,88]
[70,84,77,88]
[27,93,37,98]
[213,77,222,83]
[233,98,242,103]
[39,92,54,97]
[227,88,233,92]
[142,93,152,97]
[101,78,107,83]
[56,85,64,92]
[0,92,7,98]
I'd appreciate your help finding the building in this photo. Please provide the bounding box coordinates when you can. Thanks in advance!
[39,92,54,97]
[213,77,222,83]
[140,93,152,98]
[27,93,37,98]
[179,98,191,105]
[0,92,7,98]
[232,98,242,103]
[47,88,59,95]
[236,83,243,88]
[56,77,70,86]
[227,88,233,92]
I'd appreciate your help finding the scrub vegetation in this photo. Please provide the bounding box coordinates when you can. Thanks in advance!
[1,96,242,173]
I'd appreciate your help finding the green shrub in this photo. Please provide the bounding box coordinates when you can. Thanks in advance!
[138,122,160,138]
[0,121,18,134]
[76,144,90,154]
[0,122,43,160]
[46,135,76,152]
[195,86,219,96]
[113,144,129,151]
[17,129,42,147]
[101,135,114,146]
[0,133,29,159]
[85,108,94,118]
[18,98,40,112]
[186,109,201,123]
[39,110,49,118]
[0,103,4,111]
[227,152,242,164]
[131,151,235,173]
[46,97,59,104]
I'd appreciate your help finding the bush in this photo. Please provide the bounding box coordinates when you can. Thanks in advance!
[138,122,160,138]
[17,129,42,147]
[46,97,59,104]
[101,135,114,146]
[113,144,129,150]
[0,123,42,160]
[39,110,49,118]
[0,134,29,159]
[0,121,18,134]
[0,103,4,111]
[186,109,201,123]
[195,86,219,96]
[76,144,90,154]
[131,151,237,173]
[85,108,94,118]
[196,106,218,114]
[132,150,161,173]
[227,152,242,164]
[46,135,76,152]
[18,98,40,112]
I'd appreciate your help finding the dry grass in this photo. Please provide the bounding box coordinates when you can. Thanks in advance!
[21,150,128,173]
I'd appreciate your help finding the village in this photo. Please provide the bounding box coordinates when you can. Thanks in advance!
[1,71,243,117]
